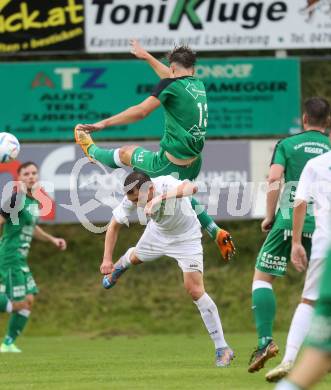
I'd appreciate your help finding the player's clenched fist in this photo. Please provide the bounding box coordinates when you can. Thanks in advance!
[130,39,149,60]
[291,242,308,272]
[100,258,114,275]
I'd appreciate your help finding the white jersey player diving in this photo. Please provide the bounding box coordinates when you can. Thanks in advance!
[100,171,234,368]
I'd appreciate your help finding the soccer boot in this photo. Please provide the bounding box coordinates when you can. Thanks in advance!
[74,126,95,162]
[265,361,294,382]
[248,340,279,373]
[215,347,235,367]
[0,343,22,353]
[102,265,128,289]
[215,229,235,261]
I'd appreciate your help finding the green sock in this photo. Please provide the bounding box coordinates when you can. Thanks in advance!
[88,145,122,169]
[191,198,219,240]
[252,286,276,349]
[4,311,30,345]
[0,294,9,312]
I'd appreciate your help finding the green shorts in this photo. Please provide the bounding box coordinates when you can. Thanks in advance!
[256,228,312,277]
[131,147,202,180]
[0,266,39,301]
[306,251,331,352]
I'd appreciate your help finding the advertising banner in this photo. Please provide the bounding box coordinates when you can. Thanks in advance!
[0,58,300,140]
[0,140,253,225]
[85,0,331,53]
[0,0,84,54]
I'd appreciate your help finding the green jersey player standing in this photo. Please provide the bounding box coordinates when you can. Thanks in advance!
[0,162,67,353]
[248,97,331,373]
[74,40,235,262]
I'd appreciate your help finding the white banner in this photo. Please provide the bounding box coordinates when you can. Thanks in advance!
[85,0,331,53]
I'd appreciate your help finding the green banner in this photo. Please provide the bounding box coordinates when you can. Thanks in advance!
[0,58,300,140]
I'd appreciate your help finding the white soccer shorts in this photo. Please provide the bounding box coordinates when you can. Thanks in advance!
[302,258,324,301]
[135,224,203,273]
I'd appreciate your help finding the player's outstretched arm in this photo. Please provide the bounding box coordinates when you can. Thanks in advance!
[144,181,198,216]
[76,96,161,133]
[100,218,122,275]
[262,164,284,232]
[34,225,67,251]
[130,39,171,79]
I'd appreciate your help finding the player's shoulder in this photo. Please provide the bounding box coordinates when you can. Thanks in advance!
[277,130,328,148]
[277,132,305,146]
[121,196,134,208]
[152,175,181,189]
[152,76,200,97]
[151,78,178,97]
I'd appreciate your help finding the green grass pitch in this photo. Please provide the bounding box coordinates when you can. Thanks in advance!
[1,333,330,390]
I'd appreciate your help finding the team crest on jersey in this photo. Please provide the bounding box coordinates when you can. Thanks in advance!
[185,82,206,100]
[136,151,145,163]
[189,125,206,142]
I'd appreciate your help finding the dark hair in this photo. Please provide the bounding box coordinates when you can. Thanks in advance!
[304,97,331,127]
[124,171,152,195]
[17,161,38,174]
[167,45,196,69]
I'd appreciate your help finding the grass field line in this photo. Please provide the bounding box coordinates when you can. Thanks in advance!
[0,333,330,390]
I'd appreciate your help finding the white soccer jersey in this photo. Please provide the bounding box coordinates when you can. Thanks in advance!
[295,151,331,261]
[112,175,202,241]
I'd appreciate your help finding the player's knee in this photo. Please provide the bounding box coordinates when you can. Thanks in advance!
[185,282,204,300]
[129,248,143,266]
[119,145,138,166]
[253,269,275,284]
[26,294,35,309]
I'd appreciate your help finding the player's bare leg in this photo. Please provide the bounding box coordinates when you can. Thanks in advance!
[184,272,234,367]
[275,349,331,390]
[75,126,137,168]
[0,295,33,353]
[0,294,30,313]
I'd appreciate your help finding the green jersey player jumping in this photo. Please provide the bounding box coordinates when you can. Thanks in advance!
[0,162,67,353]
[74,40,235,262]
[248,97,331,373]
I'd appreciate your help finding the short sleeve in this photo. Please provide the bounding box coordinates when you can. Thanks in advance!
[151,78,176,104]
[0,193,19,219]
[295,163,315,202]
[112,197,135,226]
[271,141,286,167]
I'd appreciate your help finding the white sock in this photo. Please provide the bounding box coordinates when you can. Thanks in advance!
[275,379,301,390]
[18,309,31,317]
[114,149,126,168]
[194,293,227,349]
[118,248,134,269]
[252,280,273,291]
[6,300,13,313]
[282,303,314,364]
